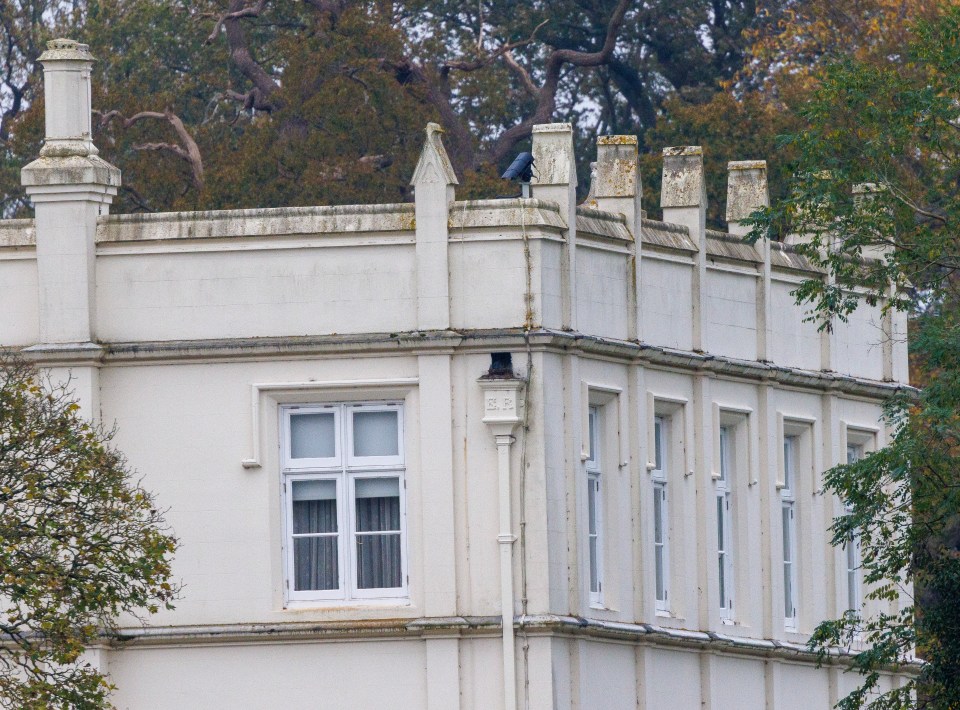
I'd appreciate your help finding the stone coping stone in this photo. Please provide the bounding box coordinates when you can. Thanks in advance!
[97,203,416,242]
[449,198,566,231]
[641,218,697,252]
[705,229,762,263]
[0,218,35,248]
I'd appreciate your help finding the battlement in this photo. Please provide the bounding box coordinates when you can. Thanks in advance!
[0,51,907,386]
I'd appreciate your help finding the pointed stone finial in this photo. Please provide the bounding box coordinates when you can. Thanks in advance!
[19,38,119,388]
[726,160,769,237]
[853,182,884,202]
[411,123,455,330]
[661,146,707,350]
[410,122,458,186]
[853,182,890,262]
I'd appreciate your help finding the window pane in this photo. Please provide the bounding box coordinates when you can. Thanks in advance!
[292,480,337,534]
[783,505,794,617]
[847,534,859,611]
[718,554,726,608]
[847,444,862,464]
[294,536,338,590]
[717,496,724,551]
[290,412,336,459]
[654,486,664,544]
[782,505,792,562]
[784,438,794,490]
[353,410,399,458]
[655,546,665,601]
[353,477,402,589]
[588,479,597,534]
[356,533,402,589]
[355,478,401,531]
[783,561,793,618]
[589,536,599,593]
[719,427,729,481]
[588,409,597,463]
[654,418,663,471]
[718,495,726,608]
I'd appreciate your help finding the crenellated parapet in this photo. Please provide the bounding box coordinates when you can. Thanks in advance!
[0,42,907,387]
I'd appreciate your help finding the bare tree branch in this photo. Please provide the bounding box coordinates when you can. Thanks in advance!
[385,1,630,172]
[485,0,631,166]
[206,0,268,44]
[502,50,538,97]
[207,0,282,111]
[441,20,547,75]
[96,109,205,190]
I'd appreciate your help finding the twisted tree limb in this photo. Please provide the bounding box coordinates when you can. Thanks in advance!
[485,0,631,166]
[96,109,204,190]
[385,0,631,172]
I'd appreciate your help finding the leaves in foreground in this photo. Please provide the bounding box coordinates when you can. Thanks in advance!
[0,355,178,709]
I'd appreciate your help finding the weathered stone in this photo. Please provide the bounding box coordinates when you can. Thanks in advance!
[661,146,705,208]
[725,160,769,237]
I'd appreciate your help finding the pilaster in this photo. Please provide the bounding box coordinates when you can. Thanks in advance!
[531,124,577,331]
[592,135,642,340]
[726,160,771,361]
[662,147,707,351]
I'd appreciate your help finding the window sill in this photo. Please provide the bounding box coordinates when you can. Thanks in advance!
[590,602,620,614]
[284,597,412,611]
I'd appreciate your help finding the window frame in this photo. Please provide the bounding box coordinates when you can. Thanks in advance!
[284,472,345,601]
[717,425,734,621]
[282,404,341,470]
[781,434,799,630]
[586,405,604,607]
[652,415,670,613]
[280,401,407,605]
[345,402,405,469]
[845,440,867,612]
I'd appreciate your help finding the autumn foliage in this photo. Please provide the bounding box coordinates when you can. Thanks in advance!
[0,356,178,708]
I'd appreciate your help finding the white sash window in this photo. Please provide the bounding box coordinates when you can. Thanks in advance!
[282,403,406,603]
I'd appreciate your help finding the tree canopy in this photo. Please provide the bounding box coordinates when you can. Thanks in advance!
[748,5,960,707]
[1,0,771,214]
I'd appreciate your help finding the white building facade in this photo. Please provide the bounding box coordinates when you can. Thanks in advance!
[0,40,911,709]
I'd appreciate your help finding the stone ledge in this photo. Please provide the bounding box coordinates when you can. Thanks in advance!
[0,219,35,248]
[108,614,919,673]
[9,328,909,399]
[449,198,565,232]
[97,202,416,243]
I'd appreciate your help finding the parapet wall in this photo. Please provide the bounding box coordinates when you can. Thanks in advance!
[0,120,908,385]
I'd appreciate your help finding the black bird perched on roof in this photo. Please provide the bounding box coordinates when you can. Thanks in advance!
[501,152,535,197]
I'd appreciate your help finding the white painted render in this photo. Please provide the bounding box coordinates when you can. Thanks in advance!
[0,39,913,710]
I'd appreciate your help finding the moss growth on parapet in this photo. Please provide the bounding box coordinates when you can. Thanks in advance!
[597,135,638,146]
